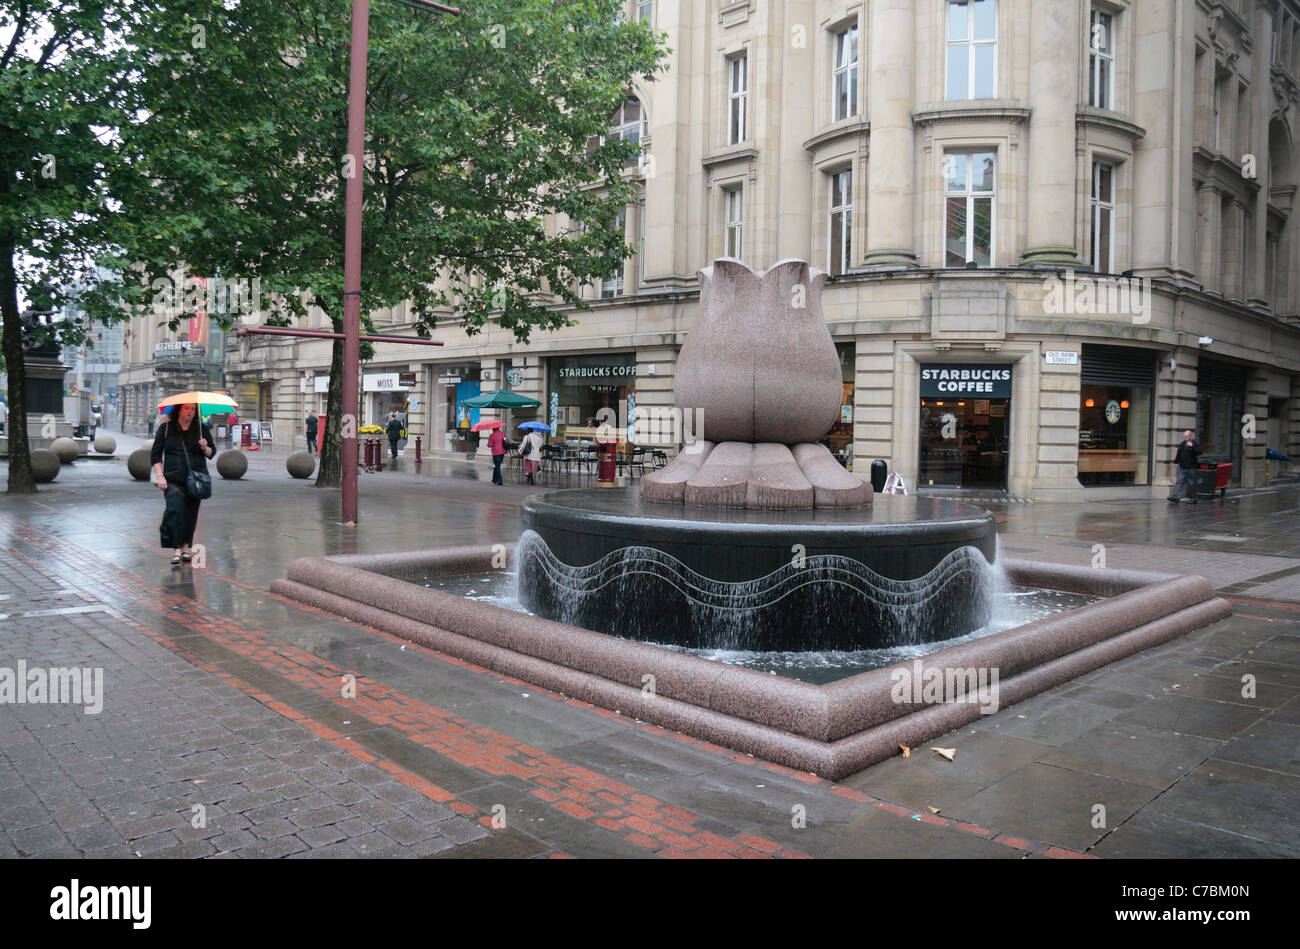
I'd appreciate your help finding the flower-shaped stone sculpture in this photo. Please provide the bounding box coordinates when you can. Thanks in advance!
[642,258,870,509]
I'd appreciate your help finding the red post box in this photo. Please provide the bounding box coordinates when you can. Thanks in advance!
[597,438,618,487]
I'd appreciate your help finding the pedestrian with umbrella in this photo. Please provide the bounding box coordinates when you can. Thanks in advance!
[473,419,507,485]
[152,392,232,565]
[517,421,550,486]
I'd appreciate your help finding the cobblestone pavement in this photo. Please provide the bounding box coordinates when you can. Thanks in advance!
[1,448,1297,859]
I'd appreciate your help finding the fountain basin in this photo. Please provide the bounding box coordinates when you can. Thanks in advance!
[517,488,997,651]
[272,548,1232,780]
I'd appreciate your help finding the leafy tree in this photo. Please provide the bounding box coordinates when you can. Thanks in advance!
[1,1,147,493]
[117,0,667,489]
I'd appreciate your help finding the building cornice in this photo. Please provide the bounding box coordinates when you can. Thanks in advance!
[1192,145,1263,200]
[912,99,1031,128]
[1075,107,1146,142]
[701,145,759,169]
[802,118,871,154]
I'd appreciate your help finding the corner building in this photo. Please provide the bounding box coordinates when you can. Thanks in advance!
[214,0,1300,500]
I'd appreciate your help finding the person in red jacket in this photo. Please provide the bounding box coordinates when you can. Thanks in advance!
[488,425,506,485]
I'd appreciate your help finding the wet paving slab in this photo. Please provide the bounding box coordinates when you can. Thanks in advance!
[4,451,1300,858]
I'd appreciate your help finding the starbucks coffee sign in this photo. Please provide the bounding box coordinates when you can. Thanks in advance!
[920,365,1012,398]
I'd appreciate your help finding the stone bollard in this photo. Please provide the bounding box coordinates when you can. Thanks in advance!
[127,448,152,481]
[216,450,248,480]
[286,451,316,479]
[31,449,61,482]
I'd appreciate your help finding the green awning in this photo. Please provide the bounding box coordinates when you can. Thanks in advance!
[460,389,541,409]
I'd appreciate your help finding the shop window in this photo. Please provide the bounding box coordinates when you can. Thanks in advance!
[946,0,997,100]
[945,152,995,267]
[833,24,859,122]
[828,169,852,275]
[819,342,856,469]
[1078,387,1152,485]
[548,354,637,446]
[919,365,1012,489]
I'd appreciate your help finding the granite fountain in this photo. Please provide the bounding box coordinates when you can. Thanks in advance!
[516,258,997,650]
[274,258,1233,779]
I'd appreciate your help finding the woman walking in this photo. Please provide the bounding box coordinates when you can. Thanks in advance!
[151,403,214,565]
[488,424,507,485]
[521,429,544,485]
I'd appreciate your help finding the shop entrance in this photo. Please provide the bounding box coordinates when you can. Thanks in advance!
[920,398,1010,488]
[918,364,1013,489]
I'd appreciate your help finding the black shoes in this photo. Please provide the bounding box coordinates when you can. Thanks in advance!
[1167,496,1179,503]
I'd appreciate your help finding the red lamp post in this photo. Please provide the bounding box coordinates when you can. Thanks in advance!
[342,0,460,524]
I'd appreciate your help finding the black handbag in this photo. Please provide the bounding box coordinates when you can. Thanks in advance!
[176,425,213,500]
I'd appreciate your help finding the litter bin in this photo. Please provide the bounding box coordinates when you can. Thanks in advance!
[1196,459,1231,498]
[870,459,888,493]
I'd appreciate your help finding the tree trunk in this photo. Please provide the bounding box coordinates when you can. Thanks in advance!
[1,246,36,494]
[314,318,345,489]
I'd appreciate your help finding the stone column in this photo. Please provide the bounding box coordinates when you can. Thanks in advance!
[1020,0,1080,266]
[1158,348,1198,489]
[639,0,695,292]
[1248,2,1272,307]
[1222,197,1242,302]
[1243,369,1269,487]
[1196,183,1221,292]
[862,0,917,268]
[1131,0,1193,279]
[1289,376,1300,467]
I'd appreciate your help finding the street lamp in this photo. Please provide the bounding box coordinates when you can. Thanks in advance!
[342,0,461,525]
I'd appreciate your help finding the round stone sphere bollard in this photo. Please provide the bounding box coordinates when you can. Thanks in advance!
[286,451,316,479]
[93,432,117,455]
[216,450,248,480]
[31,449,60,482]
[50,437,79,463]
[127,448,152,481]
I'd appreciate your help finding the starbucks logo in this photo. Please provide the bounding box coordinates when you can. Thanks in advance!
[1104,399,1121,424]
[506,367,524,388]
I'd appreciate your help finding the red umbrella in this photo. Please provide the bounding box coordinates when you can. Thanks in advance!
[470,419,504,432]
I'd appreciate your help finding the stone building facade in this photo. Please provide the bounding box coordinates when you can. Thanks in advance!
[122,0,1300,499]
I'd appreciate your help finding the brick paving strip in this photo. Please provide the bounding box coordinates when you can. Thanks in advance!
[0,549,497,858]
[0,510,1095,859]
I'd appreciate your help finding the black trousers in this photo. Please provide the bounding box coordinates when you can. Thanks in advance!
[307,433,317,453]
[161,485,201,548]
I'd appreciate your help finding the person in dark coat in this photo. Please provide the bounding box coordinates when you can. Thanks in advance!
[305,412,318,454]
[151,403,214,564]
[386,413,402,460]
[1168,429,1202,504]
